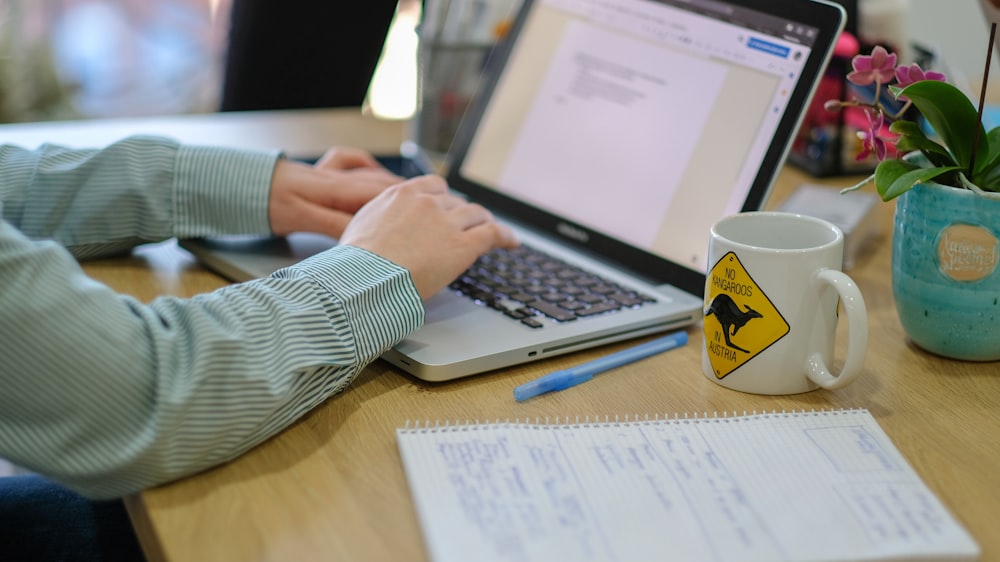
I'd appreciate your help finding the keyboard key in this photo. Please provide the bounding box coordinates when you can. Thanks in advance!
[450,244,654,326]
[527,300,577,321]
[576,301,623,317]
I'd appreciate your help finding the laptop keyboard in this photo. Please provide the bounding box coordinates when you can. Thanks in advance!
[449,245,657,328]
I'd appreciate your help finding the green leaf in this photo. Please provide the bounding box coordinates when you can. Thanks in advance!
[972,127,1000,188]
[888,119,927,138]
[898,81,987,174]
[874,159,917,200]
[888,120,954,167]
[976,169,1000,191]
[974,152,1000,190]
[874,159,962,201]
[984,126,1000,162]
[894,136,953,164]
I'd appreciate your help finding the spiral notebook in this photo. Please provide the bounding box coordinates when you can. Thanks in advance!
[396,409,979,562]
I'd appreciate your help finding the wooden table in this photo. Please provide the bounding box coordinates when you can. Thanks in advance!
[5,111,998,561]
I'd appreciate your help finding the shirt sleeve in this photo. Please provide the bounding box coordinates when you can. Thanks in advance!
[0,138,426,499]
[0,135,278,258]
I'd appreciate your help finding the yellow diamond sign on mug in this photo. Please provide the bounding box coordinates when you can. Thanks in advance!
[703,251,790,379]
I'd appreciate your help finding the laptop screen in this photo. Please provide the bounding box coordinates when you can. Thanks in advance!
[447,0,844,294]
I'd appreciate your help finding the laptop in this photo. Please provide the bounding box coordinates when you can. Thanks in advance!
[181,0,846,381]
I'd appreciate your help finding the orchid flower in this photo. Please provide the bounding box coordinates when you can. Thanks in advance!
[856,109,893,162]
[846,45,897,86]
[822,44,1000,200]
[895,63,947,88]
[894,63,947,101]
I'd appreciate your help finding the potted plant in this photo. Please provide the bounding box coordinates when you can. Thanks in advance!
[824,29,1000,360]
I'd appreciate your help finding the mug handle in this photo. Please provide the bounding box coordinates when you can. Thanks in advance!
[804,269,868,390]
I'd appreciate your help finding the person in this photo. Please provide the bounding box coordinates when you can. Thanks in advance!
[0,135,517,559]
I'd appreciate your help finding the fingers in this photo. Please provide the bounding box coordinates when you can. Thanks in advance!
[336,174,519,300]
[422,192,519,252]
[315,147,382,170]
[398,173,449,195]
[481,221,520,249]
[446,201,495,229]
[293,204,354,239]
[458,211,520,250]
[399,177,510,240]
[338,166,404,184]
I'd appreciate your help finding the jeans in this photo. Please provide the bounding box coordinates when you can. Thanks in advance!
[0,475,145,561]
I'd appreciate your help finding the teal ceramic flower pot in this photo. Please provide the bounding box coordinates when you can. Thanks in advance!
[892,181,1000,360]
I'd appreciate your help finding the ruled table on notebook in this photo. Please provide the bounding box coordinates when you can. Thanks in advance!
[396,409,979,562]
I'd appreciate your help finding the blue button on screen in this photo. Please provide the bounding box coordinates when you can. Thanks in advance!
[747,38,790,58]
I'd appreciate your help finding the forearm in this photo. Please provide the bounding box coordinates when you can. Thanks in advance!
[0,229,423,499]
[0,136,278,258]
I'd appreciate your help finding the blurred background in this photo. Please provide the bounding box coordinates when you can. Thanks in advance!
[0,0,421,123]
[0,0,994,124]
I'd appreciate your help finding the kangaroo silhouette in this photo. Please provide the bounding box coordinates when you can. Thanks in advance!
[705,294,763,353]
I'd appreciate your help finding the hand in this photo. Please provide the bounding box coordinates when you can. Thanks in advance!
[339,175,519,300]
[268,147,403,238]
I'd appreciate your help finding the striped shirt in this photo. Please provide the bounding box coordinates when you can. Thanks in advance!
[0,136,423,499]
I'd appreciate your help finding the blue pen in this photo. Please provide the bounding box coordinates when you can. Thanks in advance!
[513,330,689,401]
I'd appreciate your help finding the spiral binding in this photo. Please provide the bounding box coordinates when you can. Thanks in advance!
[398,407,868,432]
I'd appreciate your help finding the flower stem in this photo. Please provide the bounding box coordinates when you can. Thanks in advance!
[970,22,997,177]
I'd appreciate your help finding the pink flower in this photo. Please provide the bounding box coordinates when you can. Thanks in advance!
[847,45,897,86]
[895,63,946,87]
[894,63,947,101]
[856,109,895,161]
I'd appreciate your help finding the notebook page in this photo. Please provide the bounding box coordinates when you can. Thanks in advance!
[396,409,979,562]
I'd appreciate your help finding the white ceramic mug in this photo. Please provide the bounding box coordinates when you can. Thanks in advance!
[701,212,868,394]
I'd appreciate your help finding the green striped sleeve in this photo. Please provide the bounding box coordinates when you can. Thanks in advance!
[0,232,423,498]
[0,138,426,499]
[0,136,277,258]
